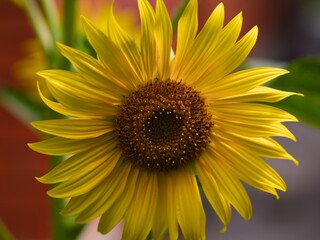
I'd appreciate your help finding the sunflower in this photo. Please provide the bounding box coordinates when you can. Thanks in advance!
[29,0,299,239]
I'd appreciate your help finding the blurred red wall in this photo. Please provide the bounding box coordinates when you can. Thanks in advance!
[0,2,50,240]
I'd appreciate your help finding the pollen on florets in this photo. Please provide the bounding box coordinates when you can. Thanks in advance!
[114,79,213,171]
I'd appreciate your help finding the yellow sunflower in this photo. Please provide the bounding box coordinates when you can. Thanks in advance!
[29,0,299,239]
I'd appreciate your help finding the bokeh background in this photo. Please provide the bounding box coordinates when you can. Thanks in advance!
[0,0,319,239]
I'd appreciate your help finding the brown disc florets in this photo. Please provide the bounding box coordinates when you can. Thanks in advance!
[114,79,212,171]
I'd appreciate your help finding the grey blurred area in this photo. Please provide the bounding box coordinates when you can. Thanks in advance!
[263,0,320,60]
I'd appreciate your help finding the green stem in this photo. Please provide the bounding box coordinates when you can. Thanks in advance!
[25,0,54,60]
[50,158,84,240]
[0,220,14,240]
[63,0,77,48]
[49,2,79,239]
[40,0,64,69]
[40,0,62,42]
[57,0,78,70]
[172,0,189,31]
[50,156,68,240]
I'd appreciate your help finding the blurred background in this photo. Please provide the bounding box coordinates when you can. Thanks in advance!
[0,0,319,239]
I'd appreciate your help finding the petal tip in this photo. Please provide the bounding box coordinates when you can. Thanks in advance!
[292,158,299,166]
[219,225,228,233]
[35,176,47,184]
[80,15,93,31]
[27,142,34,149]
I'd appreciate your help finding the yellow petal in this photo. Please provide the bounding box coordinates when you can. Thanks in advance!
[177,3,225,83]
[213,103,298,123]
[38,70,120,104]
[75,162,131,223]
[165,171,179,240]
[175,166,205,240]
[203,67,288,98]
[122,170,158,240]
[47,150,121,198]
[190,11,243,86]
[216,86,299,103]
[171,0,198,80]
[31,119,113,139]
[197,26,258,89]
[203,146,252,220]
[37,85,115,119]
[81,16,138,90]
[98,168,139,234]
[152,172,168,238]
[45,83,117,117]
[195,159,231,232]
[57,42,128,96]
[37,140,117,184]
[138,0,156,80]
[154,0,172,80]
[212,12,243,57]
[28,134,109,156]
[215,129,298,164]
[106,2,144,84]
[215,138,287,192]
[214,120,296,140]
[62,181,107,216]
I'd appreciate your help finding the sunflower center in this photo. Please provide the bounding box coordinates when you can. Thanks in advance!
[115,79,212,171]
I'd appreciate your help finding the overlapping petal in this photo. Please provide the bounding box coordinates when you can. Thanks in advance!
[57,42,129,96]
[28,134,110,156]
[174,167,206,239]
[81,16,140,90]
[196,25,258,89]
[214,119,296,140]
[151,173,168,238]
[213,103,297,123]
[37,86,115,119]
[38,70,120,103]
[202,67,288,98]
[213,137,287,191]
[98,169,139,235]
[106,2,144,84]
[122,170,158,240]
[36,139,118,184]
[195,160,231,232]
[202,146,253,220]
[165,172,179,240]
[75,162,131,223]
[46,149,121,198]
[214,129,298,164]
[216,86,298,103]
[171,0,198,80]
[174,3,225,83]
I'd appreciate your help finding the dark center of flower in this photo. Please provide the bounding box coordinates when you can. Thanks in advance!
[114,79,212,171]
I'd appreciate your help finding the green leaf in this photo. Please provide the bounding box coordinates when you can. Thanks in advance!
[172,0,189,31]
[268,57,320,128]
[0,220,14,240]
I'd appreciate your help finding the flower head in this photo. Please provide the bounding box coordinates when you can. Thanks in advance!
[30,0,299,239]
